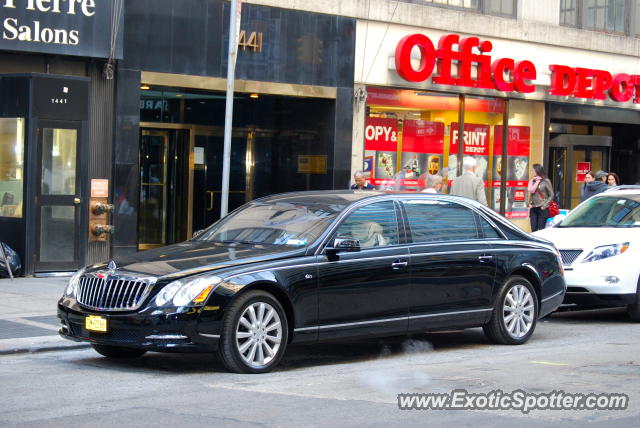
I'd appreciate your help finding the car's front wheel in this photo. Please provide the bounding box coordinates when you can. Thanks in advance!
[218,290,288,374]
[91,344,147,358]
[626,277,640,322]
[484,276,538,345]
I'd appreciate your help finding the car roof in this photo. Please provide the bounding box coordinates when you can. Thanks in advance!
[254,190,490,209]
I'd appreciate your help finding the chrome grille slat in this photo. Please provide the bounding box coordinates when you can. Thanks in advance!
[76,274,153,312]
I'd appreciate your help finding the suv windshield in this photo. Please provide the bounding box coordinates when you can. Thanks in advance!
[196,200,344,246]
[558,194,640,228]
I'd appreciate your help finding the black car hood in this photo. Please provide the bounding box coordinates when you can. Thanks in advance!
[87,240,307,280]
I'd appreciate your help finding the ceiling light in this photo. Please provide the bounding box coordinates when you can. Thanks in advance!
[249,93,259,99]
[140,84,150,90]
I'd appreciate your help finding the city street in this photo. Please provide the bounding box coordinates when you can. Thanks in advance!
[1,305,638,427]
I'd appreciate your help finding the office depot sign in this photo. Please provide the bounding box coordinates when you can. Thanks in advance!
[395,33,640,104]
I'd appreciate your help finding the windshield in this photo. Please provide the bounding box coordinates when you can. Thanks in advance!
[196,200,345,246]
[558,194,640,228]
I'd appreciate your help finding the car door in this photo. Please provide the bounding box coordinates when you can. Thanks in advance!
[316,200,410,339]
[399,198,497,331]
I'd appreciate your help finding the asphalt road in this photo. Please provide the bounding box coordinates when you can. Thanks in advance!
[1,308,638,427]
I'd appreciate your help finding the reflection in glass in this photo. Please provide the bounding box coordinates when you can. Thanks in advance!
[40,205,75,262]
[139,131,168,247]
[0,118,25,218]
[41,128,77,195]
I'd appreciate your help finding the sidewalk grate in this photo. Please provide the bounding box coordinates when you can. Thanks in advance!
[0,320,56,340]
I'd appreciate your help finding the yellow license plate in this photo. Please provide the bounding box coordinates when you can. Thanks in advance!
[85,315,108,333]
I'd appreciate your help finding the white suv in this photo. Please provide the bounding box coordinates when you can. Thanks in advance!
[534,187,640,321]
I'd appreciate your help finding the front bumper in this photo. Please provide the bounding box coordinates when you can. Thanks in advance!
[57,300,221,352]
[562,263,638,297]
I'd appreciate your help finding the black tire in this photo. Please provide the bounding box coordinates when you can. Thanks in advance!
[92,344,147,358]
[217,290,289,374]
[626,277,640,322]
[484,275,538,345]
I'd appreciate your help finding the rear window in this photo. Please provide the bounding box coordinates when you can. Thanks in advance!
[402,199,479,243]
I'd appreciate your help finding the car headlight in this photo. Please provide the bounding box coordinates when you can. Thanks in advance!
[582,242,629,263]
[64,268,85,298]
[153,276,222,307]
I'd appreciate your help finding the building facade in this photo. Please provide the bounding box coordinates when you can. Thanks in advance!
[2,0,640,274]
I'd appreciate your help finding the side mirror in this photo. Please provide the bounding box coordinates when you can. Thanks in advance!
[192,229,205,239]
[326,237,360,255]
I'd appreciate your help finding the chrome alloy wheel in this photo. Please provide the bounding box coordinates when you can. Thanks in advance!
[235,302,283,368]
[502,284,535,339]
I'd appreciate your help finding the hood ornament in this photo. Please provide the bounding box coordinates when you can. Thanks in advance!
[107,260,117,273]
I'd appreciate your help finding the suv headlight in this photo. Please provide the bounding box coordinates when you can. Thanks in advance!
[64,268,85,298]
[153,276,222,307]
[582,242,629,263]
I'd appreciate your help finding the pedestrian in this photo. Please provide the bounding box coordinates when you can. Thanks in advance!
[350,170,375,190]
[421,174,443,193]
[449,156,487,205]
[579,171,594,202]
[581,170,608,201]
[528,163,554,232]
[607,172,620,187]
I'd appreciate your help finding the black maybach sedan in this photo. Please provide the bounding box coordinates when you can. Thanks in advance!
[58,191,566,373]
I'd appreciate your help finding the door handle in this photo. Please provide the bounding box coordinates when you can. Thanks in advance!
[206,190,214,211]
[478,255,493,262]
[391,260,408,270]
[73,197,81,204]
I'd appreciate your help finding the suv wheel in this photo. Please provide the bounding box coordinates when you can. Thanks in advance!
[626,277,640,322]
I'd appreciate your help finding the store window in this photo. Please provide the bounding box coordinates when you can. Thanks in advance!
[363,87,545,230]
[453,95,504,205]
[364,88,458,191]
[0,118,25,218]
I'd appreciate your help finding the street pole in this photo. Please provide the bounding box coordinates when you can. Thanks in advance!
[221,0,242,218]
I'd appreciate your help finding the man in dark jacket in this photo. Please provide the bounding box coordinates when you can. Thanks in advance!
[580,170,608,202]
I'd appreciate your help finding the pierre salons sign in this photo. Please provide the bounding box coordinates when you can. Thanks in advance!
[1,0,123,58]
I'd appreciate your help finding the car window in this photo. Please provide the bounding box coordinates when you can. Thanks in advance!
[402,199,479,243]
[334,201,399,248]
[478,215,501,239]
[559,194,640,228]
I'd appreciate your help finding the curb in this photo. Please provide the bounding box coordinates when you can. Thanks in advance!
[0,336,91,355]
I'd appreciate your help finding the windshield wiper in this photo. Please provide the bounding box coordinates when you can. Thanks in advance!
[221,239,257,245]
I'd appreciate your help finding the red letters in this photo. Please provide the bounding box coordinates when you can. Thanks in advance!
[395,34,437,82]
[395,33,638,103]
[609,74,634,102]
[514,61,536,93]
[394,33,536,94]
[549,65,576,96]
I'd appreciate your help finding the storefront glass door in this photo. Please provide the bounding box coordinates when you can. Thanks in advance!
[35,121,81,271]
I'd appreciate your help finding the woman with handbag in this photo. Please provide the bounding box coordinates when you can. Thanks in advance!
[528,163,554,232]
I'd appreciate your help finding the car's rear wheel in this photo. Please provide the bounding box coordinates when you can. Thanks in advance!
[626,277,640,322]
[484,276,538,345]
[91,344,147,358]
[218,290,288,374]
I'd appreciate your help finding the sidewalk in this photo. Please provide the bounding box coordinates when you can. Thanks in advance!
[0,276,90,355]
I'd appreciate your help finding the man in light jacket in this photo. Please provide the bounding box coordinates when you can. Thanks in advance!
[450,156,487,205]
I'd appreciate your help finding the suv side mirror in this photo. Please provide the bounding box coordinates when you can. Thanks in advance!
[326,237,360,255]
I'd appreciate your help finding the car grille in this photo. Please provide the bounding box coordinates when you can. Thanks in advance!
[559,249,583,266]
[77,276,153,311]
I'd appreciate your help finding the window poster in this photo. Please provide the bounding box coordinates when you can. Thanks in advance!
[364,117,398,188]
[449,123,491,184]
[492,125,531,218]
[399,120,445,191]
